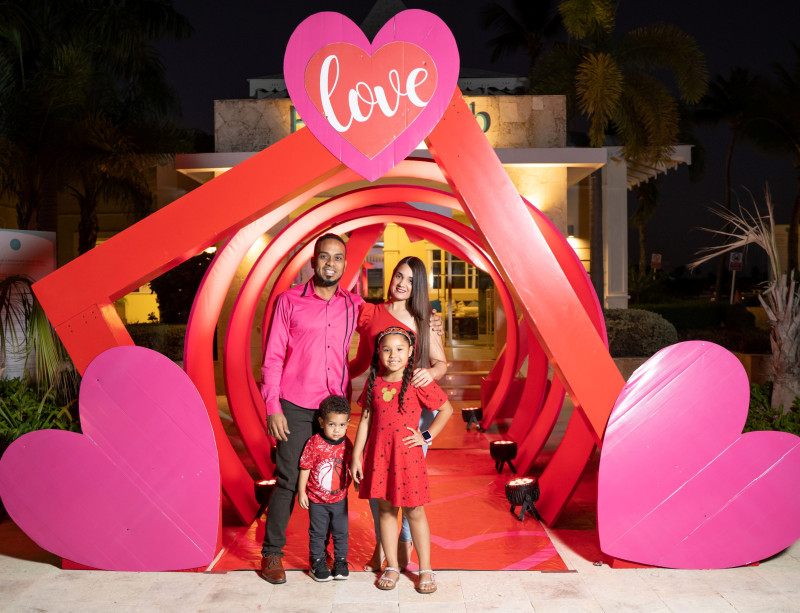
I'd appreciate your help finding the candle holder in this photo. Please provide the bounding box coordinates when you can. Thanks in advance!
[254,478,277,516]
[489,440,517,473]
[505,477,541,522]
[461,406,484,431]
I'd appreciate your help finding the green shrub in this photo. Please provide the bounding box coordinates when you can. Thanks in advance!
[0,378,80,448]
[604,309,678,357]
[125,323,186,361]
[636,301,727,331]
[676,327,770,354]
[744,382,800,435]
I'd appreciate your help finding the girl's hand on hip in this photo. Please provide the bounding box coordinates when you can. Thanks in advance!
[411,367,433,387]
[403,426,425,447]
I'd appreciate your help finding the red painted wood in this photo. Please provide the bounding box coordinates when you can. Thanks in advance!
[427,91,623,445]
[426,91,623,523]
[33,129,344,523]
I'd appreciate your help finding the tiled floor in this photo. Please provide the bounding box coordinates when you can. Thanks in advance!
[3,518,800,612]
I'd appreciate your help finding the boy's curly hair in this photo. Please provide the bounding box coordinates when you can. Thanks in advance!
[319,394,351,418]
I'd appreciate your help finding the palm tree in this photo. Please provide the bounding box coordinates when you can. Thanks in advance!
[481,0,563,87]
[67,114,189,254]
[0,0,89,231]
[630,177,660,276]
[691,191,799,411]
[532,0,708,298]
[0,275,79,399]
[0,0,192,241]
[694,67,765,299]
[747,43,800,275]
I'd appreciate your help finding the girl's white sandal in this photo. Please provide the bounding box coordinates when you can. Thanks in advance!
[377,567,400,590]
[416,569,437,594]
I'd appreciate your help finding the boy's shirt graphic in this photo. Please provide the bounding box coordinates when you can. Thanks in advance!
[299,433,353,504]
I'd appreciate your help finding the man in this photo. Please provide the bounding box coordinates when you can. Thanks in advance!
[259,233,442,584]
[259,233,359,584]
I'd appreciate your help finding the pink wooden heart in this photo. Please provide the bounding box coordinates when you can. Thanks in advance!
[284,10,459,181]
[598,341,800,568]
[0,347,219,571]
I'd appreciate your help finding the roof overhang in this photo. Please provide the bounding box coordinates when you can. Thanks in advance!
[175,147,609,188]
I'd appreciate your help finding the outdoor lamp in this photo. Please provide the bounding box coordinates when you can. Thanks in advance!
[505,477,542,522]
[254,478,277,516]
[489,440,518,473]
[461,406,484,431]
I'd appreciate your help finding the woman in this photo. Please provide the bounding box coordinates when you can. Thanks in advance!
[349,255,448,572]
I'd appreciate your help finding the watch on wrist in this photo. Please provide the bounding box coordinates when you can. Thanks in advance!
[421,430,433,445]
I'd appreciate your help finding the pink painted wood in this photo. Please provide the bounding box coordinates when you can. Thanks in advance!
[284,10,459,181]
[0,347,220,571]
[599,341,800,568]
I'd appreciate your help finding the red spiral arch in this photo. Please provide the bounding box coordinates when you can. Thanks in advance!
[183,159,605,525]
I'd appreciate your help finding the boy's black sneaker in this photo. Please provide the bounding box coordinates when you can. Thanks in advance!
[310,557,332,582]
[332,557,350,580]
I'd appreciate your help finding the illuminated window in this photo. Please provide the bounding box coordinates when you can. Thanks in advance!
[430,249,478,289]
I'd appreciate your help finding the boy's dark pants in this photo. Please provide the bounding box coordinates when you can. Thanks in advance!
[308,498,349,560]
[262,401,318,557]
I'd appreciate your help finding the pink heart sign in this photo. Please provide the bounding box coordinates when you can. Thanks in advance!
[284,10,459,181]
[0,347,220,571]
[598,341,800,568]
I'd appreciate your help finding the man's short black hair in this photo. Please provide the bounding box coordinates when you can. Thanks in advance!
[319,394,351,418]
[314,233,346,257]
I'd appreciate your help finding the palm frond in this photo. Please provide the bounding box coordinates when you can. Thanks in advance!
[614,72,679,163]
[689,190,781,281]
[0,274,79,398]
[616,23,708,103]
[576,51,623,146]
[558,0,616,40]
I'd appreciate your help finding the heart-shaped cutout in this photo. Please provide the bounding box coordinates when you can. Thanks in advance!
[0,346,220,571]
[284,10,459,181]
[598,341,800,568]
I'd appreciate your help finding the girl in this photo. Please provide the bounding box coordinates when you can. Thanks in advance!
[349,256,448,571]
[351,327,454,594]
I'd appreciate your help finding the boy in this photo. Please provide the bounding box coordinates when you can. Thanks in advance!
[298,394,353,581]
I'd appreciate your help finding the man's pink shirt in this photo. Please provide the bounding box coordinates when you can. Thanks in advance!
[261,279,363,416]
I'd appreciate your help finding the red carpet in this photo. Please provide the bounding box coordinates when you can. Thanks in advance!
[211,415,567,572]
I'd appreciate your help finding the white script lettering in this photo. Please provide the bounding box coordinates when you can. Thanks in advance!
[318,54,431,134]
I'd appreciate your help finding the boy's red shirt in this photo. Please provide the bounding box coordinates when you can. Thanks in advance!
[299,433,353,504]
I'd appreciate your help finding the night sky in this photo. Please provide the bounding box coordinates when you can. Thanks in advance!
[156,0,798,271]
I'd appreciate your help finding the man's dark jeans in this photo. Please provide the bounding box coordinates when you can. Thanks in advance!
[261,400,318,557]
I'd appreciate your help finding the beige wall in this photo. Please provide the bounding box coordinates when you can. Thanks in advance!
[214,95,566,152]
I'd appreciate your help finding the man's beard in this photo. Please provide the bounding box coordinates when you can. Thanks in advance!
[315,272,340,287]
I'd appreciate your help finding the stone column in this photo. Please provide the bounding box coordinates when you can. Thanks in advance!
[602,154,629,309]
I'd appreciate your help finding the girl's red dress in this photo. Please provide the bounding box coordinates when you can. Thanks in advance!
[357,377,447,507]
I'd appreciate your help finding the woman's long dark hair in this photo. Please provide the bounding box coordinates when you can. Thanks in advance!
[390,256,431,368]
[365,328,416,414]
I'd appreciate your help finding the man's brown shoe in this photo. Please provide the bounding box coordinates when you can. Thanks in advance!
[260,554,286,584]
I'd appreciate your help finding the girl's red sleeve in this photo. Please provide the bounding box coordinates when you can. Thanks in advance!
[356,384,369,409]
[415,380,448,411]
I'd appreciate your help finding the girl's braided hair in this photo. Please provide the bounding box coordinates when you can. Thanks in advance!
[365,327,416,414]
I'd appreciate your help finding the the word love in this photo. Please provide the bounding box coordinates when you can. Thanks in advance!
[305,42,438,159]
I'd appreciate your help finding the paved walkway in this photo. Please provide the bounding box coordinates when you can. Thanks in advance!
[2,515,799,612]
